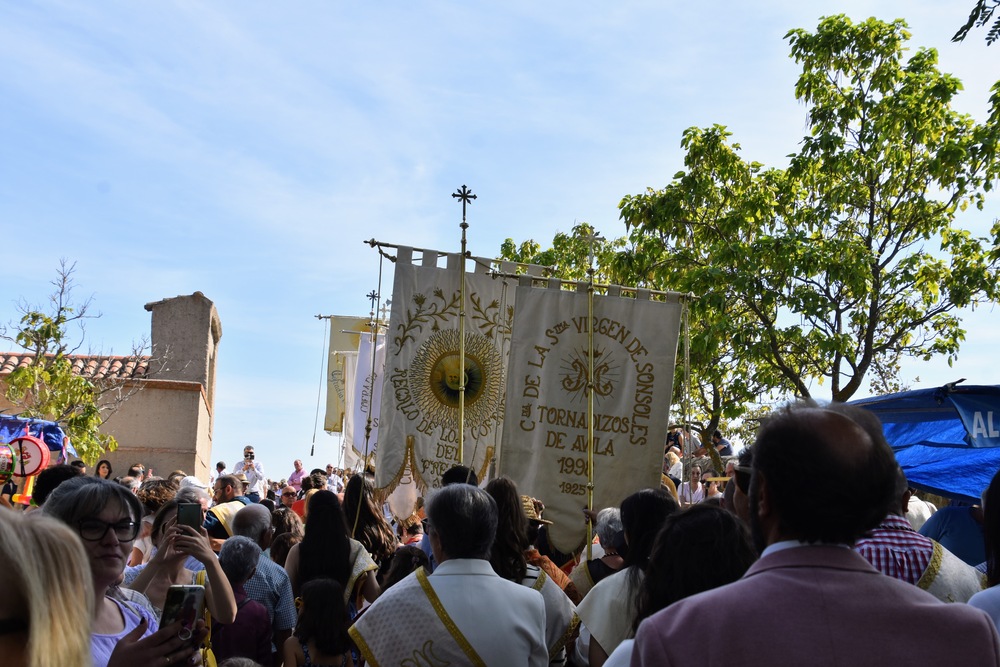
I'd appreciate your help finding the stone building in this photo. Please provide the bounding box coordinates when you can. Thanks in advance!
[0,292,221,480]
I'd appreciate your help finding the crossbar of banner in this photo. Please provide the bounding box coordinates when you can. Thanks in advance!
[490,268,695,303]
[365,238,450,260]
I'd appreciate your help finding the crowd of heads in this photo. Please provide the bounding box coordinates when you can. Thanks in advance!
[7,398,1000,667]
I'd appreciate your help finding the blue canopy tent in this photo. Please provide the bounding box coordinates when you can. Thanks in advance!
[0,415,70,455]
[850,384,1000,503]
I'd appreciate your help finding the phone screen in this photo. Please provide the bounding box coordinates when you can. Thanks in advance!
[160,585,205,628]
[177,503,202,531]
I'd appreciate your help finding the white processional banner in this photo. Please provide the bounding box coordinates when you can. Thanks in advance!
[376,247,516,506]
[499,284,682,554]
[340,352,361,470]
[324,316,371,432]
[347,332,385,467]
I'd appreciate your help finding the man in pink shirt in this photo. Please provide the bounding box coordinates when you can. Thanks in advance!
[286,459,305,492]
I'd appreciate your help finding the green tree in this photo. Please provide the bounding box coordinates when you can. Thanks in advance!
[621,16,1000,406]
[615,126,787,444]
[2,262,145,464]
[500,222,624,282]
[954,1,1000,45]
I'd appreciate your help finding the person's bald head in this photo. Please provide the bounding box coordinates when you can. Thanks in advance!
[750,402,896,547]
[233,503,274,548]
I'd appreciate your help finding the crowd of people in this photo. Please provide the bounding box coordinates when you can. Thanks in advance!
[5,403,1000,665]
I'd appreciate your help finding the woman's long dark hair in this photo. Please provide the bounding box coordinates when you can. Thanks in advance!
[484,477,529,583]
[620,488,679,596]
[294,578,351,657]
[297,491,351,591]
[342,475,397,568]
[634,503,756,631]
[381,545,430,591]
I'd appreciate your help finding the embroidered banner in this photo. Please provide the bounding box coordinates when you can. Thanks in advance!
[324,316,371,432]
[375,248,516,500]
[340,351,361,469]
[499,284,682,553]
[344,333,385,468]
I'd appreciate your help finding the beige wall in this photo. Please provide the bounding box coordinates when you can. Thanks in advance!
[98,380,213,481]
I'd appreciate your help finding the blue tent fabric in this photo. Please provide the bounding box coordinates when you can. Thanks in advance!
[0,415,69,453]
[850,385,1000,503]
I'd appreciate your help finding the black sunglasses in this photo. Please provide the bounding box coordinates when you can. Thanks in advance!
[77,518,139,542]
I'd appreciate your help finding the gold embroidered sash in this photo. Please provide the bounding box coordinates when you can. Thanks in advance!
[349,567,486,667]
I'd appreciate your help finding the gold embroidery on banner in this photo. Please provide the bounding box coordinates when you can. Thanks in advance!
[415,568,487,667]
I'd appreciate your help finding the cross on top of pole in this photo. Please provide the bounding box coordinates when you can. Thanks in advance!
[452,185,477,227]
[585,230,605,276]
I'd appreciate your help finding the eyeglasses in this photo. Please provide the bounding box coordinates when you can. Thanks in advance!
[77,518,139,542]
[281,491,296,497]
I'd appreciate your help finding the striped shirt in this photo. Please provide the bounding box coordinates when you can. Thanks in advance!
[854,514,933,586]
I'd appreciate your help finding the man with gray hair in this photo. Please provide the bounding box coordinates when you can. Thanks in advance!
[212,537,272,665]
[232,504,296,665]
[350,484,548,666]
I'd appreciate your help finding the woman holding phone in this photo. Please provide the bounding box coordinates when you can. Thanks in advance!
[128,499,238,625]
[42,476,207,667]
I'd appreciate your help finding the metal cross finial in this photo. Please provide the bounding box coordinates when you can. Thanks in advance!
[367,290,379,319]
[585,229,606,275]
[379,300,392,323]
[452,185,477,227]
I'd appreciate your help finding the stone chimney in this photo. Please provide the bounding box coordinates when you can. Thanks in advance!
[144,292,222,410]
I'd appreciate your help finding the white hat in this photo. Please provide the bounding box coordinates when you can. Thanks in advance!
[179,475,209,491]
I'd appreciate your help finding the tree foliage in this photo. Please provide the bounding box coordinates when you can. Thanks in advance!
[954,1,1000,45]
[2,262,143,464]
[621,16,1000,407]
[499,222,624,282]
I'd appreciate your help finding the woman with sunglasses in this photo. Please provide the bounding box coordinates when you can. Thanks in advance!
[43,476,206,667]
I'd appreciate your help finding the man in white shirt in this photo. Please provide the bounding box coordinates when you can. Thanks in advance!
[325,463,345,493]
[235,445,267,503]
[678,465,705,507]
[350,484,548,666]
[209,461,227,488]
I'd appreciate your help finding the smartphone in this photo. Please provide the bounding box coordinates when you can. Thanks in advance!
[160,584,205,628]
[177,503,202,531]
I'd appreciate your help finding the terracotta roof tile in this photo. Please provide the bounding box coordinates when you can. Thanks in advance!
[0,352,151,380]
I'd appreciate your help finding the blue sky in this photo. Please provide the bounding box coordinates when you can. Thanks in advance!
[2,1,998,475]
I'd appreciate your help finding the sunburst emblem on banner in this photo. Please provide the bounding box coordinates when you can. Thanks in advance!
[410,329,505,430]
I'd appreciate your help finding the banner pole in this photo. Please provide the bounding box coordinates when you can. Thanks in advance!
[452,185,476,470]
[585,231,604,561]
